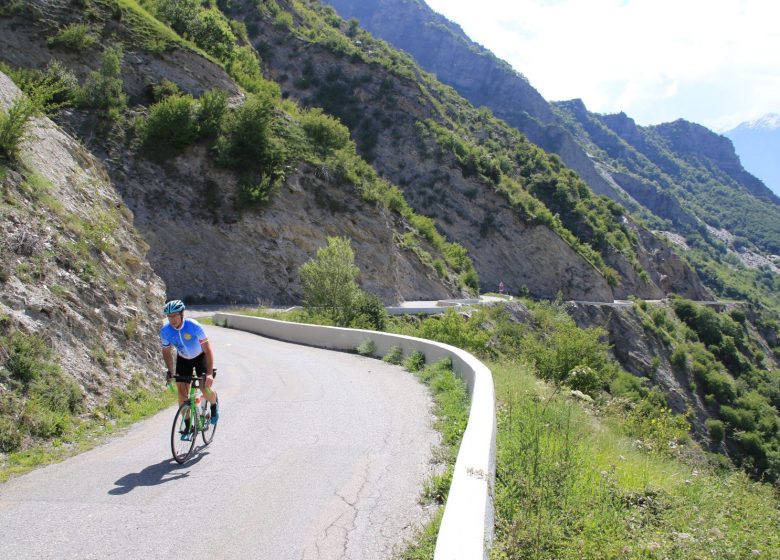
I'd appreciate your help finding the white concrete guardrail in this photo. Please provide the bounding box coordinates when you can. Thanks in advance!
[213,313,496,560]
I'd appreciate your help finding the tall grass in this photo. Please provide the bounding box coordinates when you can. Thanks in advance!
[489,361,780,559]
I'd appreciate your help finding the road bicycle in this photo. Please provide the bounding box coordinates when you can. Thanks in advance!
[169,371,217,464]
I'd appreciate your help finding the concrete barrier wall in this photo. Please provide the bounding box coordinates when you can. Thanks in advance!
[213,313,496,560]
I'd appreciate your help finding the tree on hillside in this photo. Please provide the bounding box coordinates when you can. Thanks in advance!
[299,236,386,329]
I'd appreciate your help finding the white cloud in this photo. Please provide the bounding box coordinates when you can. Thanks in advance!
[424,0,780,129]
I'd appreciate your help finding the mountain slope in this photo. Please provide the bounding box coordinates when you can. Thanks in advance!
[1,71,165,447]
[226,0,709,301]
[324,0,779,308]
[0,0,473,305]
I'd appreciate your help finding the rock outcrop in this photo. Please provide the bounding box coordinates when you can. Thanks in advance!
[1,72,164,402]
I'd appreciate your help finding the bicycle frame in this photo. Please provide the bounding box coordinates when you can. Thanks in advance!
[184,379,207,431]
[170,374,216,464]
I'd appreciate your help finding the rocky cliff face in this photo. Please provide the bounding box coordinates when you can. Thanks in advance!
[566,302,712,433]
[101,147,456,304]
[1,0,466,306]
[324,0,621,212]
[1,73,164,403]
[556,105,780,256]
[327,0,780,272]
[242,0,708,301]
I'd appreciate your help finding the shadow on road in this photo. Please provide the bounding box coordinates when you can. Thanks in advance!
[108,453,209,495]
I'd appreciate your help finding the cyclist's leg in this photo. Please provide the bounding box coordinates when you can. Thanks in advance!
[194,353,219,424]
[174,355,196,435]
[174,354,196,405]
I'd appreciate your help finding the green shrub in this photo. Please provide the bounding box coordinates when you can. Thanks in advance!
[0,95,36,160]
[28,373,84,414]
[299,236,360,326]
[75,45,127,119]
[274,11,294,29]
[149,79,181,102]
[0,415,23,452]
[521,311,613,384]
[356,338,376,356]
[154,0,200,35]
[348,290,388,331]
[566,365,603,397]
[189,9,236,60]
[403,350,426,372]
[21,398,70,438]
[418,308,491,357]
[138,94,198,152]
[5,60,78,115]
[691,361,736,403]
[47,23,96,52]
[216,91,285,187]
[195,89,228,139]
[609,370,645,400]
[383,345,404,365]
[2,331,56,384]
[720,405,757,432]
[706,418,725,444]
[300,107,351,157]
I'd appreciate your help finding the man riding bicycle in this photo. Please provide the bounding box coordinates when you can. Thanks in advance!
[160,300,219,436]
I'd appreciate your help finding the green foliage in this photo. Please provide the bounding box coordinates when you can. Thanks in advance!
[300,107,352,158]
[274,10,294,30]
[356,338,376,356]
[75,45,127,120]
[195,89,228,139]
[153,0,200,35]
[490,360,780,559]
[299,236,359,321]
[382,345,403,365]
[417,308,491,357]
[565,365,603,397]
[0,94,36,160]
[348,290,388,331]
[216,91,287,197]
[520,300,615,387]
[3,60,78,115]
[0,329,85,451]
[47,23,96,52]
[189,8,236,60]
[403,350,426,372]
[299,236,387,330]
[149,79,181,102]
[137,93,198,153]
[706,418,725,444]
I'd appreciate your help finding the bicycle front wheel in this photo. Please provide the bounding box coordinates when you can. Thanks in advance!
[171,402,197,464]
[200,400,216,446]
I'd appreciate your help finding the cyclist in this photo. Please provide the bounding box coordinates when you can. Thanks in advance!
[160,300,219,438]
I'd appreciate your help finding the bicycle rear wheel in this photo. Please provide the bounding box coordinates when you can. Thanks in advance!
[171,402,197,464]
[200,400,216,445]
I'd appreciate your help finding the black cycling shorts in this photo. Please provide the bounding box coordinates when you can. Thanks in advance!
[174,353,207,382]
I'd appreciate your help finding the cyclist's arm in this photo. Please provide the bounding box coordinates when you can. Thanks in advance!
[162,345,175,376]
[201,339,214,376]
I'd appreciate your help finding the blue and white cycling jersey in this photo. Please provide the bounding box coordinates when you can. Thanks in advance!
[160,318,208,359]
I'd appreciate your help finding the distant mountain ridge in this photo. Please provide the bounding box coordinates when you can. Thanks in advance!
[325,0,780,256]
[725,114,780,198]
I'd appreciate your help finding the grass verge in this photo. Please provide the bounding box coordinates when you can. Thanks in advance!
[397,356,469,559]
[0,375,175,483]
[489,360,780,560]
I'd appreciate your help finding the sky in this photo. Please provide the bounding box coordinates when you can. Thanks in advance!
[423,0,779,132]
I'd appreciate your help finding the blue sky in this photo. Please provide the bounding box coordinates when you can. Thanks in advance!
[424,0,779,132]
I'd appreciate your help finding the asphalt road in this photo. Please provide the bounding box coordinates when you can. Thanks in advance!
[0,326,438,559]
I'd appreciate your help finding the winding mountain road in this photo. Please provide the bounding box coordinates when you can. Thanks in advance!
[0,326,438,559]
